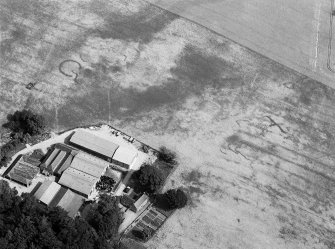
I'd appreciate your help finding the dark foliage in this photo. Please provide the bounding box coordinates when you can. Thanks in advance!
[86,194,122,242]
[0,181,121,249]
[157,146,177,165]
[96,176,116,192]
[0,139,26,168]
[133,164,164,194]
[132,227,152,241]
[3,109,46,136]
[120,195,135,209]
[154,189,188,210]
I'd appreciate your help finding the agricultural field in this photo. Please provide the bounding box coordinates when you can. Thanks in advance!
[147,0,335,89]
[1,0,335,249]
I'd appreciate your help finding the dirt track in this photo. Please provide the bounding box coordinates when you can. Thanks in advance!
[1,0,335,248]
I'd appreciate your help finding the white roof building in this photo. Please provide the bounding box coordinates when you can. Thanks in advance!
[112,146,138,170]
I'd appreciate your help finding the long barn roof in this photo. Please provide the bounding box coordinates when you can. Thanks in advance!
[70,130,119,158]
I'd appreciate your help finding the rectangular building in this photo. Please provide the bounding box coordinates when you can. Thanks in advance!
[34,180,62,205]
[69,130,119,161]
[58,167,97,198]
[5,155,39,187]
[35,180,84,218]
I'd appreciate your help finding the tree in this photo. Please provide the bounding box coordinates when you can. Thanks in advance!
[157,146,177,165]
[0,180,118,249]
[86,194,122,242]
[158,189,188,210]
[135,164,164,194]
[132,227,152,241]
[3,109,46,136]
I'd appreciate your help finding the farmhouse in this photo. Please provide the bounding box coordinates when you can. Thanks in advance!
[69,130,119,161]
[130,194,149,213]
[34,180,84,217]
[4,155,39,186]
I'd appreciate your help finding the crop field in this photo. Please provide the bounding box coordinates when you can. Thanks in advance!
[1,0,335,249]
[147,0,335,89]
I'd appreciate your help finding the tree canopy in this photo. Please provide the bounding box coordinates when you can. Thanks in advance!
[134,164,164,194]
[154,188,188,210]
[86,194,122,241]
[3,110,46,136]
[0,180,121,249]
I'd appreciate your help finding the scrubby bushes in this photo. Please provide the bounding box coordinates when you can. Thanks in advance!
[96,176,116,192]
[157,146,177,165]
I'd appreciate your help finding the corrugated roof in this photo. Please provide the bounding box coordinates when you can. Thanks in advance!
[34,180,53,200]
[56,189,84,218]
[58,167,98,196]
[55,154,73,175]
[112,146,138,167]
[42,148,60,168]
[70,130,119,158]
[70,152,109,178]
[7,159,39,186]
[49,151,67,172]
[35,181,62,205]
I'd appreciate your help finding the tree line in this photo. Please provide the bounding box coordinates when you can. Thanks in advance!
[0,180,122,249]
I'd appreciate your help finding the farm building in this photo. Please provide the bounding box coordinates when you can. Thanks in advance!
[130,194,149,213]
[4,155,39,186]
[22,149,44,167]
[58,152,110,197]
[112,146,138,171]
[34,180,84,217]
[40,144,77,176]
[69,130,119,161]
[34,180,62,205]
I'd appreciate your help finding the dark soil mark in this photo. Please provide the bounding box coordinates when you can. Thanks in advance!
[89,1,178,43]
[59,59,82,84]
[265,116,287,133]
[171,45,242,93]
[181,169,203,183]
